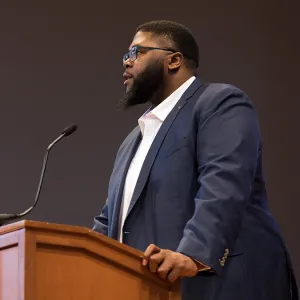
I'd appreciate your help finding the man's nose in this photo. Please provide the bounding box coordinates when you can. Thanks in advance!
[123,59,133,69]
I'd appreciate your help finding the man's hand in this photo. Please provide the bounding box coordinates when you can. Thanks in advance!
[142,244,198,283]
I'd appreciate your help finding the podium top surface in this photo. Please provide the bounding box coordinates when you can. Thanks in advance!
[0,219,141,257]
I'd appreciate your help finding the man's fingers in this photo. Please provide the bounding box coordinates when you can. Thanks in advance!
[157,257,174,280]
[143,244,161,266]
[167,267,181,283]
[143,249,199,282]
[148,252,164,272]
[144,244,161,257]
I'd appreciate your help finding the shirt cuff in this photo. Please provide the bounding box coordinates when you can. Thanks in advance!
[192,258,213,273]
[180,252,213,273]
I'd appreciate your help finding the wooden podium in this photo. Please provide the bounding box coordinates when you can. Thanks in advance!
[0,220,181,300]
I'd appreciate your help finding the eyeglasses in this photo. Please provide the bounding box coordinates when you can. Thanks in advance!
[123,45,177,63]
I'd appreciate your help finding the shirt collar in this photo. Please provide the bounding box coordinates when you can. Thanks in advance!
[138,76,196,135]
[150,76,196,122]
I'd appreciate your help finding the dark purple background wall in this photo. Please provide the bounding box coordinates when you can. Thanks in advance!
[0,0,299,284]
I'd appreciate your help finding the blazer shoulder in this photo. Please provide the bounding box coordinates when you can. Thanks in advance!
[194,83,254,116]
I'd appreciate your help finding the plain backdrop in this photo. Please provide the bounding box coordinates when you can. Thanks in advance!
[0,0,299,284]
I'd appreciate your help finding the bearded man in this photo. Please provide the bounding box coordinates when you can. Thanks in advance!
[93,20,298,300]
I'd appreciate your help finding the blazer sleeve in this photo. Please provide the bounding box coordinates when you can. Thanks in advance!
[176,84,261,275]
[92,199,109,236]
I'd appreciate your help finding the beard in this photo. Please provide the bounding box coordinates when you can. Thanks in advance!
[117,60,164,111]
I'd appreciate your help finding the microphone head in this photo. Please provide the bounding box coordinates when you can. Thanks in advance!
[62,124,77,137]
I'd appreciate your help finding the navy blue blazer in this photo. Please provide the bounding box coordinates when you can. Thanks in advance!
[93,79,298,300]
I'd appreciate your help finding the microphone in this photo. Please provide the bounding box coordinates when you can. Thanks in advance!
[0,124,78,226]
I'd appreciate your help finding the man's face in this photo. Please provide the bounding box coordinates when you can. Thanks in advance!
[117,31,167,111]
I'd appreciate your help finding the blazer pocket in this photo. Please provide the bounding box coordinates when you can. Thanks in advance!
[165,137,189,158]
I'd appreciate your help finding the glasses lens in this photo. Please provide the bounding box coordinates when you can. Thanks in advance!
[123,52,129,62]
[130,46,138,61]
[123,46,138,63]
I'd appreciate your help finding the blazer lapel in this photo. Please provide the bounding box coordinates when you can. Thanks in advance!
[110,127,142,239]
[125,78,205,219]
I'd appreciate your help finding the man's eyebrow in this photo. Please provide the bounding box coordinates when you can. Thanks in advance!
[129,44,140,50]
[130,44,152,49]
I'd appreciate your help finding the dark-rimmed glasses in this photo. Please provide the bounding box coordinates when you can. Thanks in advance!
[123,45,177,63]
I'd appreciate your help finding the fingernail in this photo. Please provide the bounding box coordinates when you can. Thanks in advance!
[142,259,147,265]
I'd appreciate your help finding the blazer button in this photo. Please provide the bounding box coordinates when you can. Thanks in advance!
[219,257,225,266]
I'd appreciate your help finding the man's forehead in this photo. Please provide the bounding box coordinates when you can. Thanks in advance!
[129,31,158,50]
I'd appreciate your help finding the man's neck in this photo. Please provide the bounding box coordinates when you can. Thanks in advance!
[150,74,194,106]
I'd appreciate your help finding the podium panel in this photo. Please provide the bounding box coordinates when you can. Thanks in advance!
[0,220,181,300]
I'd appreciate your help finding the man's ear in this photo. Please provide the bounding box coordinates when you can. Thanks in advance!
[167,52,184,72]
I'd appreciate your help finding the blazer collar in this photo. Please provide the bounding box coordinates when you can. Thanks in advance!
[124,77,204,219]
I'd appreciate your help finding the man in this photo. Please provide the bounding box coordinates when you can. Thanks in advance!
[93,20,298,300]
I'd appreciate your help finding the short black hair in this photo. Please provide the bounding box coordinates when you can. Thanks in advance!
[136,20,199,69]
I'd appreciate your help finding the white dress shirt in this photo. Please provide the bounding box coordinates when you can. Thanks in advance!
[118,76,196,242]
